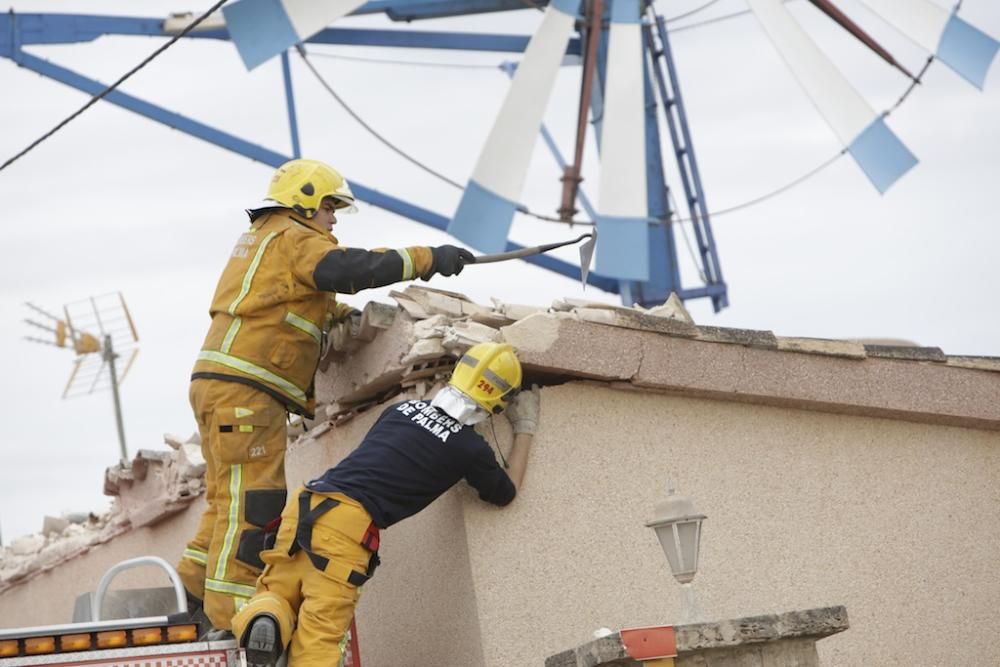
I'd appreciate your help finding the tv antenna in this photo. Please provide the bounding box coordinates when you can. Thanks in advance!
[24,292,140,461]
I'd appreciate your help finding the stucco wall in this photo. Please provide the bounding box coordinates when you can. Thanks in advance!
[4,379,996,667]
[316,383,998,667]
[0,500,204,627]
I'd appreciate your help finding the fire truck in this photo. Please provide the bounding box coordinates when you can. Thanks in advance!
[0,557,360,667]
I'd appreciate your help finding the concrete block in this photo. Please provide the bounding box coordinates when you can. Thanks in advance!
[492,298,546,321]
[776,336,866,360]
[459,300,495,318]
[575,307,698,338]
[501,314,643,380]
[354,302,397,341]
[400,286,466,317]
[442,321,501,350]
[864,344,947,362]
[545,606,848,667]
[633,333,1000,429]
[163,433,185,450]
[946,356,1000,373]
[696,326,777,349]
[412,314,450,340]
[9,534,45,556]
[42,516,70,537]
[401,337,448,365]
[551,297,615,312]
[674,606,849,651]
[404,284,473,302]
[389,291,431,319]
[644,292,695,325]
[470,310,515,328]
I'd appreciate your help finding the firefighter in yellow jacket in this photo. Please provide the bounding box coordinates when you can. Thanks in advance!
[177,159,475,631]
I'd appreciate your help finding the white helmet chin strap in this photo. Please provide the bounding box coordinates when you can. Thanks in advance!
[431,386,488,425]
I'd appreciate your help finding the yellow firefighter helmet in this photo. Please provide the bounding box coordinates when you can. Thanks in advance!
[266,159,358,217]
[449,342,522,414]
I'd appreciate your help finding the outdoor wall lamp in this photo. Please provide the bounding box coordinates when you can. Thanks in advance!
[645,484,706,584]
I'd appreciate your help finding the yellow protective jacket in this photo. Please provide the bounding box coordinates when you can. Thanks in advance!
[192,209,434,418]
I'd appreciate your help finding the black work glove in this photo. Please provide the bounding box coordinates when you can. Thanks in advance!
[429,245,475,278]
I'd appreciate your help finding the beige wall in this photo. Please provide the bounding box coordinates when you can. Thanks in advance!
[0,501,204,627]
[316,383,999,667]
[5,382,997,667]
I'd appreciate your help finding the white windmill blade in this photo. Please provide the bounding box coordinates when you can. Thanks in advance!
[855,0,997,90]
[448,0,579,253]
[748,0,917,193]
[223,0,367,70]
[596,0,649,282]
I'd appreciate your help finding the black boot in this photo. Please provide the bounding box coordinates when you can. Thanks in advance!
[243,615,281,667]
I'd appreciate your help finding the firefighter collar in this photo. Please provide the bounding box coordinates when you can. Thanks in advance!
[431,386,487,425]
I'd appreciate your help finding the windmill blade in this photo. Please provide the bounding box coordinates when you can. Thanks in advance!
[855,0,998,89]
[223,0,367,70]
[596,0,649,281]
[448,0,579,253]
[748,0,917,193]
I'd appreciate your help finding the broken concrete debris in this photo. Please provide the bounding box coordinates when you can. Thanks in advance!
[0,433,206,593]
[306,286,999,436]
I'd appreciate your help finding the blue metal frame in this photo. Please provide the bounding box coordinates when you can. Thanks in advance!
[0,4,727,307]
[648,12,727,310]
[280,50,302,158]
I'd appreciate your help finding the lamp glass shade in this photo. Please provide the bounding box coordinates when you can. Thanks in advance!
[646,487,706,584]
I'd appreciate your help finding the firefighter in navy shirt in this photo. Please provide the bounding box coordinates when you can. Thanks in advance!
[232,342,538,667]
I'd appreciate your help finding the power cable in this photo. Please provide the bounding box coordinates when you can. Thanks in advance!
[668,0,800,33]
[671,151,845,223]
[662,0,726,24]
[0,0,230,174]
[667,189,709,282]
[297,46,466,190]
[298,47,598,227]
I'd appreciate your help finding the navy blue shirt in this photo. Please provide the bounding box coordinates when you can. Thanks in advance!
[307,399,516,528]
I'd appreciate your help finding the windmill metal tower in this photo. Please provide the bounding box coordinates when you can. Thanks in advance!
[0,1,995,312]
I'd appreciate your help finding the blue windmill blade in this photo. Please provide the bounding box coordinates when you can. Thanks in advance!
[448,0,580,253]
[223,0,367,70]
[595,0,650,281]
[748,0,917,193]
[856,0,997,90]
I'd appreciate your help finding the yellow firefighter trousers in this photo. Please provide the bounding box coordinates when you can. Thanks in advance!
[232,487,374,667]
[177,379,289,630]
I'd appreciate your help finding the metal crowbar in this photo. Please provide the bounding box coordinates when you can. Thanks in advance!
[468,231,598,289]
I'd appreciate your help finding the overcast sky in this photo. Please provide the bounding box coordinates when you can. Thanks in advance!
[0,0,997,543]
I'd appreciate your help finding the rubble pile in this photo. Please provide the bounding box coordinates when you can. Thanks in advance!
[311,286,696,429]
[0,434,205,592]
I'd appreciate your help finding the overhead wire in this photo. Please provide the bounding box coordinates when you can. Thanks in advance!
[0,0,230,174]
[668,189,709,283]
[294,5,849,230]
[296,45,466,190]
[668,0,800,33]
[662,0,726,24]
[298,47,597,227]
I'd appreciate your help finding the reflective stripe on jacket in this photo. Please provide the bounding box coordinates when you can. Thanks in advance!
[192,209,434,416]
